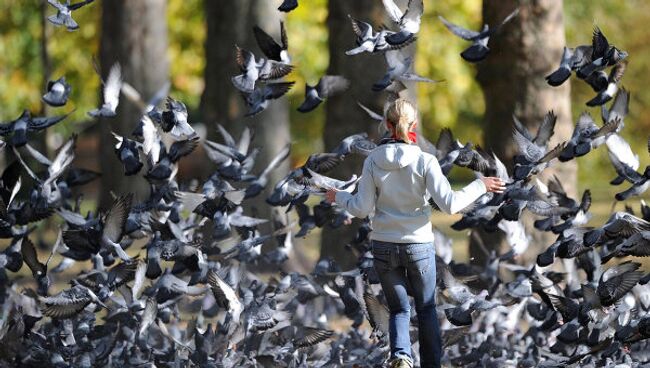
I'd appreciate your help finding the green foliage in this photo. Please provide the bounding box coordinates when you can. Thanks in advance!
[284,0,329,164]
[167,0,205,107]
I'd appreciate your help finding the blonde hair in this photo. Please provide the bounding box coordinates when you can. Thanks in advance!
[385,98,417,143]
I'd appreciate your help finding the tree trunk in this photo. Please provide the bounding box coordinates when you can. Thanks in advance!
[98,0,169,210]
[470,0,576,265]
[320,0,386,269]
[201,0,291,251]
[200,0,251,133]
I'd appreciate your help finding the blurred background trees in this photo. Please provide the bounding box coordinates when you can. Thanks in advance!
[1,0,650,266]
[98,0,170,209]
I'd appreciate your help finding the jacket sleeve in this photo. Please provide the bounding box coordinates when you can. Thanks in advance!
[424,156,487,215]
[334,159,376,218]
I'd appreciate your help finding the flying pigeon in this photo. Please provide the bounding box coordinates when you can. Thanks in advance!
[297,75,350,113]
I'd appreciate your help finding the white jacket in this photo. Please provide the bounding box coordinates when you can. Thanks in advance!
[335,142,487,243]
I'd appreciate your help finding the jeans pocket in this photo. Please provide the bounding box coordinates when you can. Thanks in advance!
[371,247,392,271]
[406,245,432,275]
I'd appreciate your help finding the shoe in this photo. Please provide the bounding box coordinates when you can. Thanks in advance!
[389,356,413,368]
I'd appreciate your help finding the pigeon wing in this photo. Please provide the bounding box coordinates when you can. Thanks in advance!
[438,16,480,40]
[316,75,350,98]
[253,25,282,61]
[103,193,133,244]
[262,82,295,100]
[103,63,122,111]
[591,27,610,58]
[533,111,557,146]
[21,237,46,277]
[68,0,94,11]
[382,0,404,24]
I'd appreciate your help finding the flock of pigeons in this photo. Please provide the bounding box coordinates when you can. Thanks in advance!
[0,0,648,367]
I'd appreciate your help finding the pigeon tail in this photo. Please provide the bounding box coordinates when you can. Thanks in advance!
[278,0,298,12]
[385,31,415,46]
[534,217,555,232]
[586,92,613,107]
[609,175,625,186]
[460,43,490,63]
[372,74,392,92]
[545,68,571,87]
[297,98,322,113]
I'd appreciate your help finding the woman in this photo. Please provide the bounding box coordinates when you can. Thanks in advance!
[325,99,505,368]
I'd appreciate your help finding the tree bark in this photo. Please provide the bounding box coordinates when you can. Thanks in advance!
[470,0,576,265]
[320,0,386,269]
[98,0,169,210]
[200,0,251,133]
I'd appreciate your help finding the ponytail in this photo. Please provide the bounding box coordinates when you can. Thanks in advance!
[385,98,417,143]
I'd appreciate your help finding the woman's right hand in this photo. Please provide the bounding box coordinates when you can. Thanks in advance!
[481,177,506,193]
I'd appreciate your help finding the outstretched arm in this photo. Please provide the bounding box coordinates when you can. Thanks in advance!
[425,156,502,214]
[329,159,376,218]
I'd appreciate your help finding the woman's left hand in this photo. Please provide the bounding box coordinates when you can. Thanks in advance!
[325,189,338,203]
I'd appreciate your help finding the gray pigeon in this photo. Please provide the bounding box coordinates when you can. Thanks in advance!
[253,21,290,63]
[88,63,122,118]
[297,75,350,113]
[231,46,293,93]
[586,60,627,107]
[372,50,439,91]
[42,77,72,107]
[47,0,94,31]
[439,8,519,63]
[382,0,424,46]
[242,82,295,117]
[345,15,413,56]
[278,0,298,12]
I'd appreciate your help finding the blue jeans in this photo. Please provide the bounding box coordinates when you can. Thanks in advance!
[371,240,442,368]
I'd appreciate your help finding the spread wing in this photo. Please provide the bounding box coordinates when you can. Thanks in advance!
[533,111,557,146]
[382,0,403,24]
[438,16,480,40]
[592,26,610,58]
[103,193,133,244]
[316,75,350,98]
[253,25,282,61]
